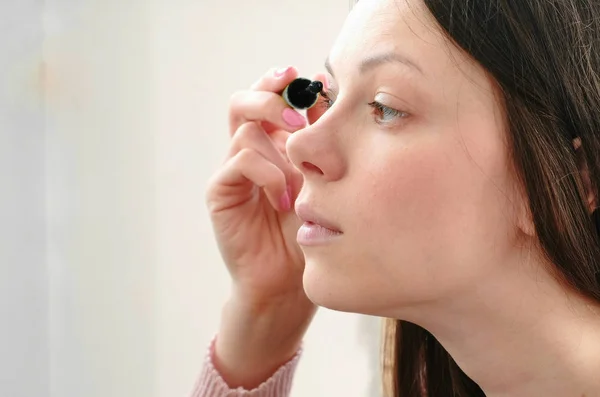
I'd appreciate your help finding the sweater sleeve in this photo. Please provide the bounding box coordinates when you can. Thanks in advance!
[189,337,302,397]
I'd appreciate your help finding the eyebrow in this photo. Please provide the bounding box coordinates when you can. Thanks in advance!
[325,52,424,79]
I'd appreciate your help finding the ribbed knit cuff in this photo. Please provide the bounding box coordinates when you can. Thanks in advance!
[190,336,302,397]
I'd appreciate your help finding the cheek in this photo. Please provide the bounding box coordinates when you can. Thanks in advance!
[354,145,458,239]
[348,138,513,296]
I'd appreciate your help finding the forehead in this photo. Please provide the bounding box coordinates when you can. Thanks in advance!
[329,0,454,78]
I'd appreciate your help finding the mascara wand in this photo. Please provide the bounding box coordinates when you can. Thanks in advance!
[281,78,324,110]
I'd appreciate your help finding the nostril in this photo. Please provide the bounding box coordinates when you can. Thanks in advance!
[302,161,324,175]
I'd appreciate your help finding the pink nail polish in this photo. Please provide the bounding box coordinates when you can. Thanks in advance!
[280,190,291,211]
[275,66,292,78]
[283,108,306,127]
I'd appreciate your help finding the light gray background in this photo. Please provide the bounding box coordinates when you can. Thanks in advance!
[1,1,48,397]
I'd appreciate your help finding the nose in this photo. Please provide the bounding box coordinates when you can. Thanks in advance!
[286,115,346,182]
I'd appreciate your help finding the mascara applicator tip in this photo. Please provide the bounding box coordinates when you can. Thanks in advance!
[307,81,324,94]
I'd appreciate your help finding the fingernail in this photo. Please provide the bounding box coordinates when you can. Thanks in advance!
[323,76,329,91]
[275,66,292,78]
[283,108,306,127]
[280,190,291,211]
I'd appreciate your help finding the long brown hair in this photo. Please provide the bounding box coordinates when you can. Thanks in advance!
[382,0,600,395]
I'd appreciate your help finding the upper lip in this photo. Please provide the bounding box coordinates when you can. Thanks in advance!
[295,202,342,232]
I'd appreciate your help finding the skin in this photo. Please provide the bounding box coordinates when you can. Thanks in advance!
[285,0,600,396]
[206,0,600,395]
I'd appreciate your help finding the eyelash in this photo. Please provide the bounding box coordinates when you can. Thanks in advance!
[319,90,408,125]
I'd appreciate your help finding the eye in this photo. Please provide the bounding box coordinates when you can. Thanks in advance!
[368,101,408,126]
[319,90,409,127]
[319,89,335,110]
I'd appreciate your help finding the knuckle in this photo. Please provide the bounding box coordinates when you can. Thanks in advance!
[204,175,221,206]
[232,122,262,143]
[228,90,245,108]
[235,147,258,164]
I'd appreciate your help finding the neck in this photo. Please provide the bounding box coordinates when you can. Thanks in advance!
[403,244,600,397]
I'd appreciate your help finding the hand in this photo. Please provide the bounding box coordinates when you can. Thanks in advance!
[205,66,328,388]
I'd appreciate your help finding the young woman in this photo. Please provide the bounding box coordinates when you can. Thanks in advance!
[193,0,600,395]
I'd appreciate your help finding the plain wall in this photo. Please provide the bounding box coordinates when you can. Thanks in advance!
[0,1,48,397]
[44,1,157,397]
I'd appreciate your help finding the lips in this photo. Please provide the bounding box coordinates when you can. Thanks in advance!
[295,202,342,233]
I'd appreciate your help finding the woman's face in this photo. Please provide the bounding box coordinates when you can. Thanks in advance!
[286,0,526,317]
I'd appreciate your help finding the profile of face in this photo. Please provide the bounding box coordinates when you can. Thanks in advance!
[286,0,529,318]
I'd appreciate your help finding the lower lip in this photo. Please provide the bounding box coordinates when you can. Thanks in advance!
[297,222,342,246]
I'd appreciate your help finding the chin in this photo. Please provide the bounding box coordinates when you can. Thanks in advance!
[302,257,347,311]
[301,255,449,318]
[302,257,377,315]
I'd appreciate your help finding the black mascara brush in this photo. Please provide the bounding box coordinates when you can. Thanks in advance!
[281,77,324,110]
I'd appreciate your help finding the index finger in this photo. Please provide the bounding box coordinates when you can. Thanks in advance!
[250,66,300,93]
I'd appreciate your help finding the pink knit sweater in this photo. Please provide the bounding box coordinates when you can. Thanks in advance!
[190,338,301,397]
